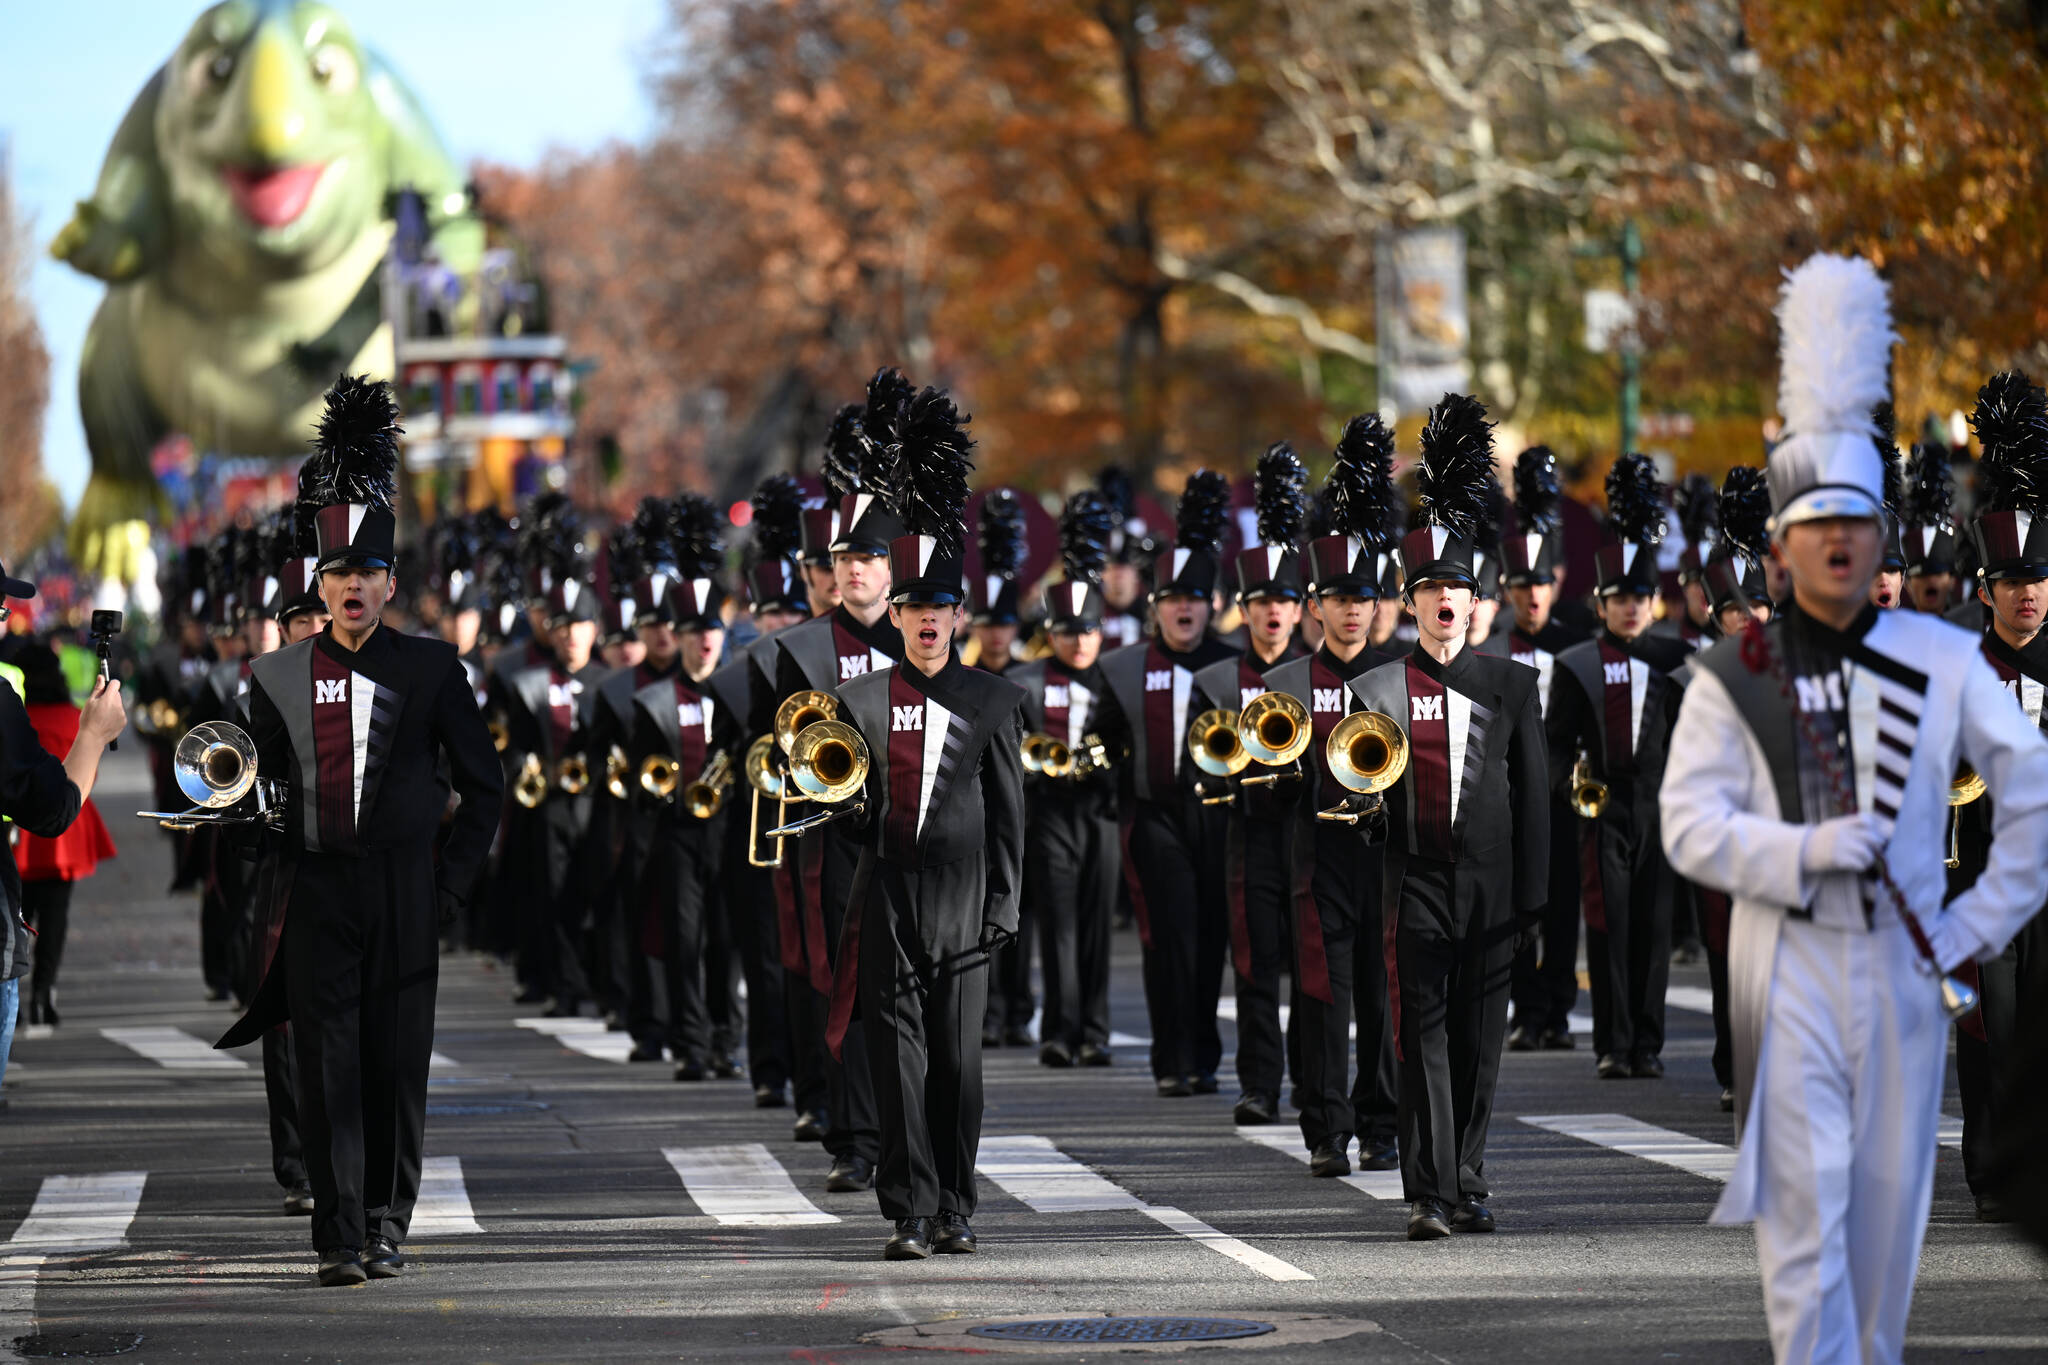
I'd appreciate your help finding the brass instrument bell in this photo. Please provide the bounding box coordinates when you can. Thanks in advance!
[556,754,591,796]
[1318,711,1409,823]
[775,691,838,754]
[174,721,259,808]
[606,746,630,799]
[786,720,869,803]
[488,719,510,752]
[640,753,682,801]
[1946,761,1986,868]
[683,749,735,819]
[1188,708,1250,779]
[513,753,549,809]
[1021,731,1075,778]
[1570,753,1609,820]
[744,735,785,868]
[1238,691,1310,785]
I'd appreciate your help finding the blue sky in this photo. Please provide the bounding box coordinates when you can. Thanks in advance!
[1,0,666,509]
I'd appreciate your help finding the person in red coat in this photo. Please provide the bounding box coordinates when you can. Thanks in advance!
[12,643,116,1027]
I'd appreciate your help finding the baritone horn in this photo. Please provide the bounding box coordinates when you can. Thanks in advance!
[745,735,786,868]
[137,721,284,829]
[1569,752,1609,820]
[1238,691,1310,786]
[1319,711,1409,823]
[640,753,681,802]
[1945,761,1986,869]
[766,719,870,838]
[683,749,735,819]
[1021,731,1075,778]
[1188,707,1248,804]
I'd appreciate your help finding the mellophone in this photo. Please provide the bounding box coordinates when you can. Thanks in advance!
[136,721,288,830]
[1188,690,1409,822]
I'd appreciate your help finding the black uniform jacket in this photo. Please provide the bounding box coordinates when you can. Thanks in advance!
[1008,657,1115,815]
[1096,635,1239,808]
[1546,629,1691,831]
[220,625,502,1045]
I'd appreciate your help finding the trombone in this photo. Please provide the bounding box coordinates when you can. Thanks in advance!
[1238,691,1310,787]
[136,721,286,830]
[744,734,786,868]
[1188,707,1248,805]
[776,690,838,753]
[1945,762,1986,869]
[1318,711,1409,824]
[766,718,871,838]
[1569,751,1608,820]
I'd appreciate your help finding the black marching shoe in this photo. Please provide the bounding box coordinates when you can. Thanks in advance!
[603,1010,627,1032]
[627,1042,664,1063]
[1406,1199,1452,1241]
[1039,1041,1074,1068]
[933,1212,977,1254]
[1632,1053,1665,1080]
[362,1234,406,1278]
[1357,1138,1399,1172]
[1076,1042,1113,1067]
[1596,1053,1630,1080]
[1003,1025,1034,1048]
[31,988,57,1028]
[710,1054,744,1080]
[793,1111,828,1143]
[282,1182,315,1216]
[513,986,549,1006]
[1449,1198,1495,1234]
[1506,1024,1538,1052]
[1189,1072,1220,1095]
[981,1026,1003,1048]
[754,1083,788,1109]
[825,1155,875,1193]
[1976,1196,2013,1224]
[1232,1092,1279,1126]
[1308,1139,1351,1179]
[1719,1087,1735,1113]
[884,1217,933,1260]
[673,1059,707,1082]
[316,1248,366,1287]
[543,998,582,1019]
[1538,1028,1576,1051]
[1155,1076,1193,1098]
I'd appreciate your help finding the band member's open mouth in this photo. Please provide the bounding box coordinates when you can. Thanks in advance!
[342,594,366,621]
[1174,612,1195,631]
[1877,587,1893,606]
[1827,549,1852,572]
[918,626,939,645]
[1437,606,1457,626]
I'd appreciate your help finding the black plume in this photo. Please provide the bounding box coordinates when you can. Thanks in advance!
[1675,473,1718,544]
[1604,453,1667,547]
[751,473,805,561]
[628,495,676,572]
[1512,446,1563,535]
[1328,414,1397,550]
[605,525,644,591]
[517,490,580,573]
[860,368,915,511]
[1059,489,1115,586]
[1254,442,1309,547]
[1096,465,1138,524]
[978,488,1027,579]
[1902,441,1954,526]
[671,493,726,580]
[1416,393,1499,540]
[894,387,976,556]
[1719,465,1771,561]
[302,373,401,510]
[1475,480,1505,555]
[822,404,864,501]
[433,514,476,582]
[263,506,306,571]
[1174,468,1231,553]
[1972,370,2048,516]
[1871,401,1904,516]
[207,526,243,607]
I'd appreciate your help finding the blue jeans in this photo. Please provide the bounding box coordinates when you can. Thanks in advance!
[0,976,17,1092]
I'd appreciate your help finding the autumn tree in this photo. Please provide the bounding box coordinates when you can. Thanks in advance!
[0,144,55,565]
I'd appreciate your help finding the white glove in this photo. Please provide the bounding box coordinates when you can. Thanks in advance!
[1800,811,1888,875]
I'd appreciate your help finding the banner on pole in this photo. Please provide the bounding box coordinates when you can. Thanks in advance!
[1376,229,1472,418]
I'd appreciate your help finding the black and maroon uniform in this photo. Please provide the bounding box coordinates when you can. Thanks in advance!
[823,658,1026,1224]
[220,625,502,1258]
[588,656,678,1044]
[1348,644,1548,1210]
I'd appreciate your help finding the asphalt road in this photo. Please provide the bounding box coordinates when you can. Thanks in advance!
[3,748,2043,1363]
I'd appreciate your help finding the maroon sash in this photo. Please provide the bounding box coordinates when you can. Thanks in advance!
[1405,658,1451,857]
[1598,640,1635,775]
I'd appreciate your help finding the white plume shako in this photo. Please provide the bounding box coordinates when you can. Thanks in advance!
[1767,253,1898,532]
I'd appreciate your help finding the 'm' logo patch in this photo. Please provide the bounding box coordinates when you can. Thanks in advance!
[1602,660,1631,686]
[1045,685,1070,709]
[1144,669,1173,692]
[1313,687,1345,714]
[1794,673,1846,714]
[677,702,704,729]
[1240,686,1263,709]
[1411,694,1444,722]
[892,704,924,732]
[839,654,871,681]
[315,678,347,705]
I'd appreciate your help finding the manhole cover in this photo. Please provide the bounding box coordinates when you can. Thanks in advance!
[426,1101,549,1116]
[15,1332,143,1358]
[967,1318,1275,1344]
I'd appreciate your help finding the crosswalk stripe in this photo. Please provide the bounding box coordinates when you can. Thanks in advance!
[977,1135,1311,1282]
[1237,1130,1405,1199]
[2,1173,147,1365]
[429,1053,458,1069]
[514,1017,634,1064]
[99,1027,244,1071]
[663,1144,839,1226]
[1666,985,1717,1015]
[411,1157,483,1237]
[1939,1116,1963,1151]
[1519,1113,1736,1183]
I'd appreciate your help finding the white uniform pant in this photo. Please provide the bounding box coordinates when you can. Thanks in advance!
[1716,916,1945,1364]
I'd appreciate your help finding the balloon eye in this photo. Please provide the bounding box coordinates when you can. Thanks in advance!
[209,52,234,81]
[309,44,358,94]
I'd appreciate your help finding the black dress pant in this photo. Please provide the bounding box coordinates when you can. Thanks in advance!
[859,864,988,1222]
[1509,795,1580,1035]
[1126,799,1225,1083]
[264,1024,309,1191]
[507,803,589,1004]
[1231,813,1293,1104]
[982,907,1036,1035]
[1582,809,1671,1063]
[726,817,791,1091]
[654,825,721,1065]
[1313,828,1396,1149]
[801,824,878,1163]
[1957,912,2048,1199]
[1388,852,1516,1206]
[200,832,246,999]
[20,880,71,1003]
[1030,795,1116,1051]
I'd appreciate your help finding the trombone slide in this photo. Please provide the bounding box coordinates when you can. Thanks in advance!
[766,799,867,839]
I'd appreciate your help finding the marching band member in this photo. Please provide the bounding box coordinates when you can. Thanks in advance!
[1346,394,1549,1240]
[765,369,912,1191]
[1097,469,1238,1098]
[1260,415,1402,1175]
[1898,438,1958,615]
[218,375,503,1286]
[1948,370,2048,1224]
[1095,466,1154,652]
[1191,443,1309,1126]
[821,384,1026,1259]
[1009,491,1119,1068]
[1669,474,1721,653]
[1660,256,2048,1362]
[1482,447,1587,1053]
[1546,455,1692,1081]
[1871,404,1908,610]
[969,489,1033,1043]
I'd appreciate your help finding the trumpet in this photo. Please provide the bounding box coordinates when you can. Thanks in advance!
[1945,761,1987,869]
[1021,731,1075,778]
[1318,711,1409,823]
[513,753,549,808]
[683,749,736,819]
[606,745,630,799]
[1072,733,1115,778]
[488,719,510,752]
[136,720,286,829]
[1569,752,1609,820]
[640,753,681,802]
[139,697,183,738]
[766,719,871,838]
[1188,707,1248,804]
[556,754,591,796]
[744,735,786,868]
[776,690,838,754]
[1238,691,1310,787]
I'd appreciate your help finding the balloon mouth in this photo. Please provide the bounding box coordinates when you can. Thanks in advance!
[220,162,327,228]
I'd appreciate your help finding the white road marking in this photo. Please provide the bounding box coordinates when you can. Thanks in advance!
[2,1172,148,1365]
[411,1156,483,1237]
[101,1027,245,1071]
[977,1135,1311,1282]
[1109,1031,1150,1047]
[1566,1012,1595,1036]
[1665,985,1717,1015]
[429,1052,458,1069]
[663,1144,839,1226]
[1238,1130,1405,1200]
[514,1017,635,1064]
[1939,1115,1963,1151]
[1519,1113,1736,1183]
